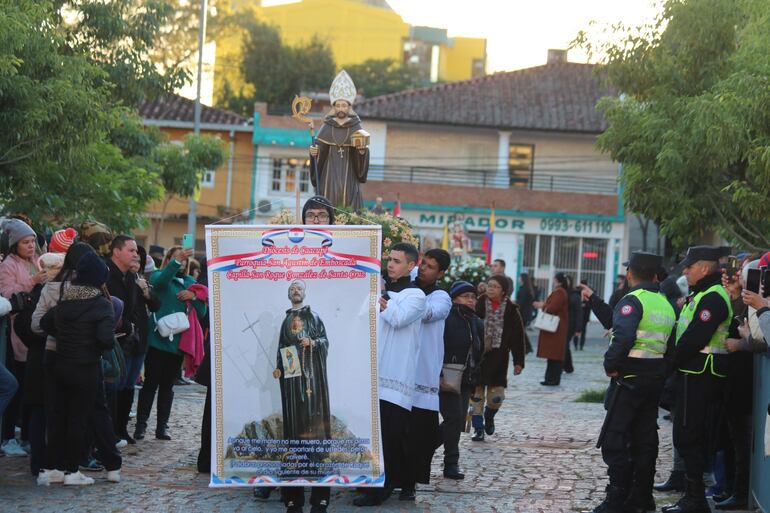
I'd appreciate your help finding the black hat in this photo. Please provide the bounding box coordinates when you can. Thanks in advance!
[679,245,722,268]
[450,280,476,299]
[302,195,335,225]
[622,251,663,273]
[74,251,109,288]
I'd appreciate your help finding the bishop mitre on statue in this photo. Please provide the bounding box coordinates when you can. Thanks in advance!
[309,70,370,210]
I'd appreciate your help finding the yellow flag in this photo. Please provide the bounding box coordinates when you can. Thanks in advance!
[441,218,449,250]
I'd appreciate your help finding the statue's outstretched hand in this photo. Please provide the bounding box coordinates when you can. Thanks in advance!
[309,145,319,158]
[273,369,281,379]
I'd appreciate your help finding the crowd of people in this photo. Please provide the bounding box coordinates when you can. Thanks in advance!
[2,205,768,513]
[0,215,208,487]
[578,247,770,513]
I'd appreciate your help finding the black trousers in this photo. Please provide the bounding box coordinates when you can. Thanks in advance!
[137,347,183,431]
[52,361,121,473]
[673,372,724,480]
[544,359,563,384]
[403,407,439,488]
[601,376,663,496]
[380,399,410,489]
[281,486,330,507]
[439,386,471,467]
[725,412,751,500]
[197,384,211,473]
[42,350,62,470]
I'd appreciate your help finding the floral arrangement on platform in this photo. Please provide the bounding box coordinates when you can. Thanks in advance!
[439,257,491,289]
[269,208,419,265]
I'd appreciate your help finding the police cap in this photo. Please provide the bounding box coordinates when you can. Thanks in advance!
[622,251,663,273]
[679,245,722,268]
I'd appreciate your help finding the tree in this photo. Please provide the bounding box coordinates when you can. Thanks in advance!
[152,134,226,244]
[574,0,770,250]
[1,1,210,233]
[221,19,335,114]
[343,59,426,98]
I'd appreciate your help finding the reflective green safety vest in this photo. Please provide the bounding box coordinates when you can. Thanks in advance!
[623,289,677,359]
[675,283,732,377]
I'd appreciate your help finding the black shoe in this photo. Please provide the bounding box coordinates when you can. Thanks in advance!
[398,487,416,501]
[660,499,710,513]
[471,428,484,441]
[353,487,392,507]
[540,381,558,386]
[714,495,748,510]
[253,487,273,501]
[285,502,303,513]
[653,471,685,492]
[483,408,496,435]
[443,465,465,480]
[711,492,729,503]
[580,484,627,513]
[133,423,146,441]
[309,505,328,513]
[120,431,136,445]
[155,426,171,440]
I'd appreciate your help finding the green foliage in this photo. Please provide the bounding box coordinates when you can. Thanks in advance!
[223,19,335,113]
[1,1,217,234]
[575,389,605,403]
[574,0,770,250]
[343,58,426,98]
[65,0,188,106]
[155,134,226,199]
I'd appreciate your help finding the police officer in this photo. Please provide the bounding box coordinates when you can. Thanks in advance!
[580,252,677,513]
[661,246,735,513]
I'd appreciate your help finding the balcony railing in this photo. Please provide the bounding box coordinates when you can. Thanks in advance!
[367,164,618,195]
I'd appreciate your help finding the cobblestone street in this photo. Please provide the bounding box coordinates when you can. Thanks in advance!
[0,325,743,512]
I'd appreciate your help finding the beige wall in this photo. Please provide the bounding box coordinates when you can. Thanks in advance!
[382,122,615,178]
[383,124,499,168]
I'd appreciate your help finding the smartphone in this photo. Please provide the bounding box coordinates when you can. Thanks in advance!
[182,233,194,250]
[762,268,770,298]
[746,268,761,293]
[725,255,738,277]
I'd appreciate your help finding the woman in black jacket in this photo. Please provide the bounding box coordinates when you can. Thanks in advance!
[439,281,483,480]
[471,275,526,441]
[41,252,121,485]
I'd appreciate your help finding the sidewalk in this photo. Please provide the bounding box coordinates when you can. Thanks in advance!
[0,323,754,512]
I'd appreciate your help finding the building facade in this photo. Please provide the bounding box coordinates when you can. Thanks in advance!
[212,0,486,104]
[242,58,626,300]
[136,95,254,251]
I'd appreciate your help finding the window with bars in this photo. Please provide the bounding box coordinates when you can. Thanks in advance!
[508,143,534,188]
[271,157,310,193]
[521,234,608,301]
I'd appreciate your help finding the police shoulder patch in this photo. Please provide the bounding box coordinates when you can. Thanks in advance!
[699,309,712,322]
[620,304,634,316]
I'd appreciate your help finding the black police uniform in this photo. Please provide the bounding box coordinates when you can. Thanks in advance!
[582,252,676,513]
[662,247,738,513]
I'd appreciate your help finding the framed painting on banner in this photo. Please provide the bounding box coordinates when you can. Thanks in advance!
[206,224,383,488]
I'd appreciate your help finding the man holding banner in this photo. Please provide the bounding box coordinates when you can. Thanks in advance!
[355,243,426,507]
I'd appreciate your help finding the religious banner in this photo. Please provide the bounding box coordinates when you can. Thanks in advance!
[206,224,383,488]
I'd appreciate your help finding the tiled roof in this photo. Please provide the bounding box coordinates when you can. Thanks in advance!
[138,94,250,126]
[356,63,613,133]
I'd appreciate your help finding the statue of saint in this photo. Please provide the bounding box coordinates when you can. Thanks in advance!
[309,70,369,210]
[273,280,332,442]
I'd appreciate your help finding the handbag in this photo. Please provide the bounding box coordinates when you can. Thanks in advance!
[154,311,190,340]
[102,339,126,384]
[533,309,560,333]
[440,363,466,394]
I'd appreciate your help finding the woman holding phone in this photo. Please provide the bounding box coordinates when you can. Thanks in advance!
[134,245,206,441]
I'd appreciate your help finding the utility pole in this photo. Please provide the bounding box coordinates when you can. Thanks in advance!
[187,0,208,252]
